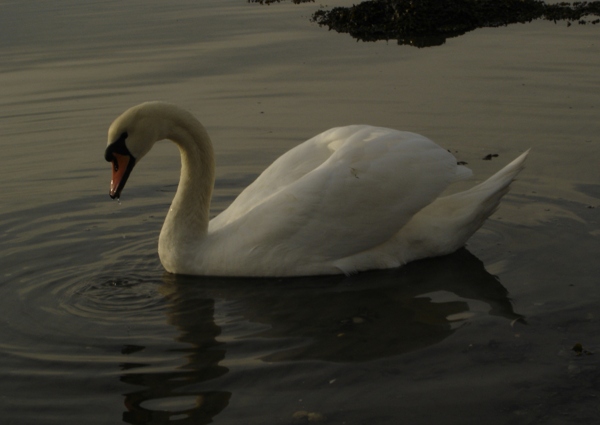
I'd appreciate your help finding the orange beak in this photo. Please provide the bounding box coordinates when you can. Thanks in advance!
[109,153,134,199]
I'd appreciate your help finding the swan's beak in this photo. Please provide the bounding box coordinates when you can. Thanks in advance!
[109,153,135,199]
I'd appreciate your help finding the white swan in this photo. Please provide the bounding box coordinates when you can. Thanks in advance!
[105,102,528,277]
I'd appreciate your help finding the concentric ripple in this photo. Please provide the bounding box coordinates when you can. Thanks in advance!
[62,272,167,325]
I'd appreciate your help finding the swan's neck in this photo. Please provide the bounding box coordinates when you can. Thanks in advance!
[158,115,215,271]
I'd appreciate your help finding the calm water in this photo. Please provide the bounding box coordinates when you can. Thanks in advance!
[1,1,599,424]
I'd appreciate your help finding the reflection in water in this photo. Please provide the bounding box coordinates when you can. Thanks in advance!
[120,249,521,423]
[120,296,231,424]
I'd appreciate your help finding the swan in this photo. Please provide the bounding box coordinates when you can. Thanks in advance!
[105,102,528,277]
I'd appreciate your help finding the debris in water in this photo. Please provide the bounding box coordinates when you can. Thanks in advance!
[572,342,594,356]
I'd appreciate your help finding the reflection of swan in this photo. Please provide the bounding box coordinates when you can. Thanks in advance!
[120,296,231,425]
[119,248,522,422]
[164,249,523,362]
[105,102,528,276]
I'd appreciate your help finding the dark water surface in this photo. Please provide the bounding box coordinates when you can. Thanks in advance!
[1,1,599,424]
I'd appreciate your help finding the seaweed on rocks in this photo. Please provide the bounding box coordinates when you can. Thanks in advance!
[310,0,600,47]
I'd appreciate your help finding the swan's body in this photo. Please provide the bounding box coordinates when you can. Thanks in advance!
[105,102,528,277]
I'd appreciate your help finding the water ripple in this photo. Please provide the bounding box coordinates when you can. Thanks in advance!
[63,273,167,325]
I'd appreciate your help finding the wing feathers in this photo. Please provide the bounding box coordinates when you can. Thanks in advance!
[210,126,463,262]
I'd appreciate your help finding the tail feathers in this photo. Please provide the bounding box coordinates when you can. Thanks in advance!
[447,149,529,218]
[467,149,529,199]
[395,149,529,263]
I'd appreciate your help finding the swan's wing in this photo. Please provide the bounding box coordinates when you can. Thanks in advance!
[211,125,466,261]
[210,128,340,228]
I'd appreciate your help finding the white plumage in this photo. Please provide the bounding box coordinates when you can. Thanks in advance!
[105,102,528,277]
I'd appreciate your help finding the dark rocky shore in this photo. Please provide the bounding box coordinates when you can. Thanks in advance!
[250,0,600,47]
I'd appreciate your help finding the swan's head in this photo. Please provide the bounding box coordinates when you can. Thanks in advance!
[105,102,168,199]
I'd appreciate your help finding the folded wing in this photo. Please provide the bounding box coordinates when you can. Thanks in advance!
[210,125,467,263]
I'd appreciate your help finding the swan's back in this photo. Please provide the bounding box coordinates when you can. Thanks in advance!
[203,126,472,275]
[210,126,468,230]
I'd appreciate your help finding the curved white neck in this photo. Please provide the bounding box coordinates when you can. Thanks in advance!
[158,116,215,271]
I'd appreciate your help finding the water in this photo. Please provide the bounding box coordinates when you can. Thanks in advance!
[1,0,599,424]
